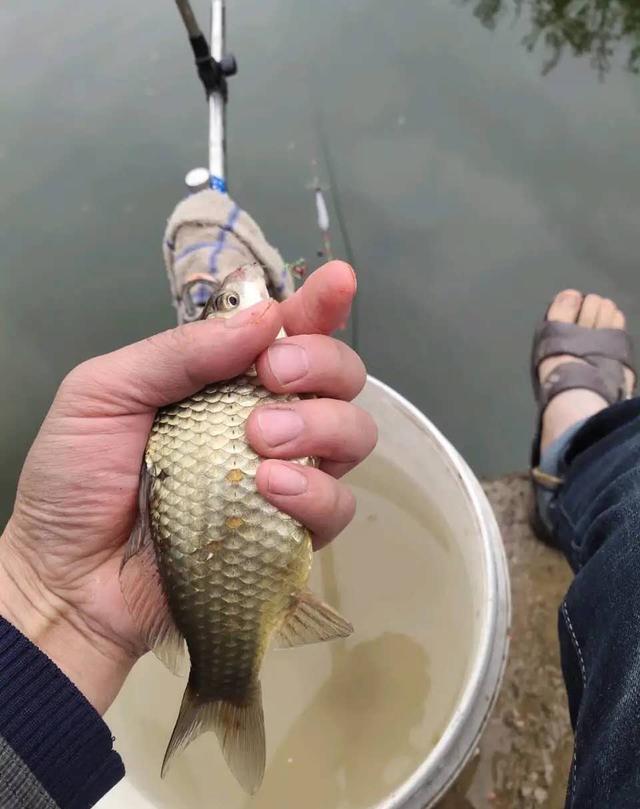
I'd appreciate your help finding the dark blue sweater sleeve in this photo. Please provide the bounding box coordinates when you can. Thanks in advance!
[0,616,124,809]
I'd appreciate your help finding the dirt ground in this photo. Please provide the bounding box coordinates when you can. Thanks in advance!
[437,473,574,809]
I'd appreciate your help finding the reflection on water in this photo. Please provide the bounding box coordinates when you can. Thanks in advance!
[468,0,640,75]
[2,0,640,506]
[106,457,475,809]
[242,634,429,809]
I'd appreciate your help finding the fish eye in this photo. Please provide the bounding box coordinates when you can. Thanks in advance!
[215,292,240,311]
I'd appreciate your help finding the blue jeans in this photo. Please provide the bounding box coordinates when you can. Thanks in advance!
[537,398,640,808]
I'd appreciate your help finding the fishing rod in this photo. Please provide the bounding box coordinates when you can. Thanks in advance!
[312,113,360,353]
[175,0,237,191]
[169,2,359,677]
[175,0,360,354]
[173,3,352,629]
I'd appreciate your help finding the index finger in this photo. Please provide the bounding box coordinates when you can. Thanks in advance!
[280,260,356,336]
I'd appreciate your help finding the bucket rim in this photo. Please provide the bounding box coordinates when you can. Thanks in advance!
[361,375,511,808]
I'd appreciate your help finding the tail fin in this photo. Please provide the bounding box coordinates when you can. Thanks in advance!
[162,679,266,795]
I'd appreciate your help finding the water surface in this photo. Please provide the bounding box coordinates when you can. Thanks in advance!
[1,1,640,518]
[106,456,474,808]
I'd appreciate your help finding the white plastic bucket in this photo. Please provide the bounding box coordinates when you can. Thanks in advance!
[99,376,510,809]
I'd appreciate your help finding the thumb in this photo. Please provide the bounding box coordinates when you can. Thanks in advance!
[55,300,281,416]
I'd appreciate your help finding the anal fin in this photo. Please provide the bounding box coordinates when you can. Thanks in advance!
[120,463,188,676]
[273,590,353,649]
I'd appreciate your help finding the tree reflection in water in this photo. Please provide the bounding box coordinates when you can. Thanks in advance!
[468,0,640,75]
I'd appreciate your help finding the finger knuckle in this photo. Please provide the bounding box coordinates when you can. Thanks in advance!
[55,359,108,415]
[58,359,94,396]
[303,334,342,378]
[327,482,355,534]
[325,476,344,517]
[362,410,379,452]
[341,485,357,523]
[154,323,197,354]
[330,341,367,397]
[353,363,368,395]
[344,404,377,456]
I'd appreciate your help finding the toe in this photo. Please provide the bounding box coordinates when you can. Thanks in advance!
[578,294,601,328]
[612,307,626,330]
[595,298,617,328]
[547,289,583,323]
[610,305,634,394]
[625,367,636,397]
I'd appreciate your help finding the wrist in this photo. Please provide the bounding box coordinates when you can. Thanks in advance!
[0,526,135,714]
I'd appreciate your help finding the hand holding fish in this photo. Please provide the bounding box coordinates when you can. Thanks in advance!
[0,261,376,743]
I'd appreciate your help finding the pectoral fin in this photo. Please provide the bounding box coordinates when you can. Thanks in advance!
[120,463,188,676]
[273,590,353,649]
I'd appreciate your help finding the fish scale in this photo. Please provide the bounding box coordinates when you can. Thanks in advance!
[151,379,311,706]
[120,265,352,794]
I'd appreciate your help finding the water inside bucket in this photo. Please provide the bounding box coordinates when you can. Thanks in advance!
[104,452,475,809]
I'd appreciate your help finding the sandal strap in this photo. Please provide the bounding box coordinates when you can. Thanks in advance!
[531,467,564,491]
[529,316,636,474]
[533,321,634,370]
[537,360,622,412]
[531,320,636,409]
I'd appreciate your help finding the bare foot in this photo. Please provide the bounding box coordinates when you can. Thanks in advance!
[539,290,635,451]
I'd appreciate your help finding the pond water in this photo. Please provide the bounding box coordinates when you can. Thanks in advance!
[1,0,639,512]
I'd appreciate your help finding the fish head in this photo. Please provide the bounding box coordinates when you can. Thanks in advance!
[202,264,271,321]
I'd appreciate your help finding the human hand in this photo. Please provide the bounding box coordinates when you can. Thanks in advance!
[0,262,376,714]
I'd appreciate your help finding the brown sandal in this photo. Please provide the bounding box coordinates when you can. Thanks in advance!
[529,304,636,540]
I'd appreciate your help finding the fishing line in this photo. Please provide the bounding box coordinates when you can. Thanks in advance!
[313,107,361,354]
